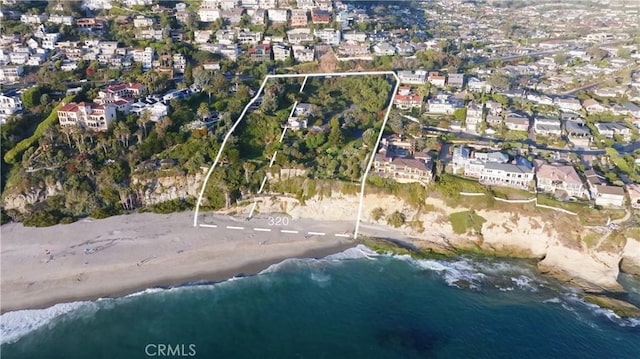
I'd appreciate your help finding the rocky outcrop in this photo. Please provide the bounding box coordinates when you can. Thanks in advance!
[235,193,639,292]
[2,171,204,214]
[131,171,204,206]
[2,180,63,213]
[620,238,640,276]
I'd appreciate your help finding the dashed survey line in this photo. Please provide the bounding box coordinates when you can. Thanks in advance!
[199,224,352,238]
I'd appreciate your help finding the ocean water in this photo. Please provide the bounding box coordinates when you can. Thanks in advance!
[2,245,640,359]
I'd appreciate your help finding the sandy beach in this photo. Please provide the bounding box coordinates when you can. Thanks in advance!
[0,211,357,313]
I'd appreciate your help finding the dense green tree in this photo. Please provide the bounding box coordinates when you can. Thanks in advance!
[362,128,378,148]
[328,118,344,146]
[21,86,41,109]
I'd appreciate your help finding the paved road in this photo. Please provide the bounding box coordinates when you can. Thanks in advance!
[422,125,608,155]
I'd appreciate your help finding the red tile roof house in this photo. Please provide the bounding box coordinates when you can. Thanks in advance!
[393,87,423,110]
[58,102,117,131]
[310,9,331,24]
[98,82,146,99]
[249,44,272,62]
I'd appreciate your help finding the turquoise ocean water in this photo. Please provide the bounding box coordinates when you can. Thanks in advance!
[2,245,639,358]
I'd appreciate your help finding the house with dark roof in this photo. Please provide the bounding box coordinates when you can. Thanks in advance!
[533,115,562,136]
[479,162,534,190]
[505,111,530,131]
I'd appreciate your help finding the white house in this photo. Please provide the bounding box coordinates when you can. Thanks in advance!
[314,28,341,45]
[465,102,484,132]
[627,184,640,209]
[373,42,396,56]
[467,77,492,92]
[397,70,428,85]
[0,92,23,124]
[594,185,626,207]
[194,30,213,44]
[427,95,462,114]
[292,45,314,62]
[21,14,47,24]
[133,16,154,28]
[534,116,562,136]
[287,28,315,44]
[479,162,534,190]
[554,97,582,112]
[198,8,220,22]
[582,99,607,114]
[272,43,291,62]
[594,122,631,139]
[268,9,288,23]
[58,102,116,131]
[131,47,154,71]
[0,65,23,83]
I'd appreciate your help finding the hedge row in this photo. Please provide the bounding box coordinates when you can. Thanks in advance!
[4,95,74,165]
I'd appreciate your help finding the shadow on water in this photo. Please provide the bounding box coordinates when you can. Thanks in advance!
[376,326,446,356]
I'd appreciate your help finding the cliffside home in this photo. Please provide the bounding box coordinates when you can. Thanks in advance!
[535,162,586,198]
[626,184,640,209]
[594,185,626,207]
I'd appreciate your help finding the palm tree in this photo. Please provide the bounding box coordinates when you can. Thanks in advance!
[97,135,109,153]
[137,112,151,138]
[114,122,130,147]
[134,129,143,144]
[60,126,73,147]
[197,102,210,121]
[156,116,172,138]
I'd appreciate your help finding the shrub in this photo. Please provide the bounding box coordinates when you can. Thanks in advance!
[22,210,65,227]
[371,207,385,221]
[90,206,123,219]
[386,210,406,228]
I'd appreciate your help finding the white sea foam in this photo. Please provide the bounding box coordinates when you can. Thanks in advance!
[496,285,514,292]
[323,245,378,261]
[125,287,166,298]
[543,297,562,304]
[0,301,93,345]
[413,258,486,290]
[510,275,538,292]
[259,258,316,275]
[560,294,640,327]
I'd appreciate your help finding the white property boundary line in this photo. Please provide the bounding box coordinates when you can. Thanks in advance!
[194,71,400,240]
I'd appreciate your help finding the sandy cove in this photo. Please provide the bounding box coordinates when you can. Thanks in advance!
[0,211,355,313]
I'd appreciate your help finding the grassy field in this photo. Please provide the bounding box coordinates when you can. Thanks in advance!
[449,210,487,235]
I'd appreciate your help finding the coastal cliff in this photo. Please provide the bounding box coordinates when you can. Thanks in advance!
[2,171,203,214]
[237,192,639,293]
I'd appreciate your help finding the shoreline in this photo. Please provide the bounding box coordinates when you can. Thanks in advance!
[2,205,638,315]
[0,211,355,313]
